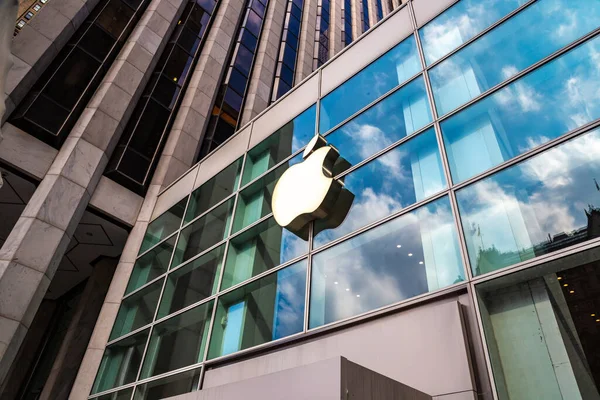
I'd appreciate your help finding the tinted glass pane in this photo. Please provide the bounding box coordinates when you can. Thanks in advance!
[128,99,171,159]
[173,198,235,268]
[140,197,187,253]
[314,128,446,247]
[162,46,194,83]
[208,260,306,358]
[442,36,600,184]
[140,301,213,378]
[240,28,258,52]
[26,94,70,135]
[245,10,262,37]
[95,0,134,38]
[184,159,242,223]
[110,280,163,340]
[228,67,248,96]
[152,75,181,109]
[430,0,600,116]
[92,329,149,393]
[128,235,176,294]
[419,0,526,65]
[44,47,100,109]
[319,36,421,133]
[134,368,201,400]
[221,217,308,289]
[233,44,253,76]
[310,196,464,328]
[241,105,316,185]
[157,245,225,318]
[233,153,303,233]
[177,26,202,54]
[326,76,432,170]
[457,128,600,276]
[94,387,133,400]
[78,23,116,60]
[477,251,600,399]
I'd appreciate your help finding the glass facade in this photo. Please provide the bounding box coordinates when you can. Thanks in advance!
[313,0,331,69]
[105,0,219,193]
[271,0,305,101]
[10,0,150,147]
[198,0,271,158]
[342,0,353,47]
[94,0,600,398]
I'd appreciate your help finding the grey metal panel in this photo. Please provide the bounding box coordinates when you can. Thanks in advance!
[412,0,457,28]
[203,299,475,397]
[320,6,412,97]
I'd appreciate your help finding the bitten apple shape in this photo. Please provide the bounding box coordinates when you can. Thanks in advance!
[271,134,350,238]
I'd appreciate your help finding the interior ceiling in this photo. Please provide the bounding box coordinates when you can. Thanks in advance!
[0,167,129,300]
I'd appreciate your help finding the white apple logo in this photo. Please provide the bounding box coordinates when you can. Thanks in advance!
[271,134,354,239]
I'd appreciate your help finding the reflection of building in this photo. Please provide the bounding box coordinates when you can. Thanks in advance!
[3,0,600,399]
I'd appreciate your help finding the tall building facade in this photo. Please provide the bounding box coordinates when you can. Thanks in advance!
[1,0,600,399]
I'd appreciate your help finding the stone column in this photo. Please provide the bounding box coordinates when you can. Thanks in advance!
[329,0,343,57]
[367,0,378,27]
[39,257,118,400]
[156,0,246,190]
[0,0,183,387]
[351,0,363,37]
[240,0,286,124]
[69,0,247,397]
[0,0,18,178]
[295,0,318,82]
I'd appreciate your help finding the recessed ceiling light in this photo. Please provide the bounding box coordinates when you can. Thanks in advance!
[569,290,575,294]
[408,253,413,257]
[563,283,568,287]
[557,276,562,280]
[356,294,360,298]
[396,245,401,248]
[592,314,596,317]
[334,281,338,285]
[419,261,423,265]
[345,288,350,291]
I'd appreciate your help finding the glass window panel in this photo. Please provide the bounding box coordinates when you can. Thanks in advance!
[325,76,432,171]
[139,301,213,378]
[233,44,253,77]
[442,36,600,184]
[43,47,101,110]
[430,0,600,116]
[157,244,225,318]
[162,46,194,84]
[25,94,70,136]
[95,0,135,38]
[241,105,316,185]
[310,196,464,328]
[228,67,248,96]
[173,198,235,268]
[110,280,163,340]
[184,158,242,223]
[208,260,307,358]
[92,329,149,394]
[246,10,262,36]
[457,127,600,276]
[140,197,187,253]
[78,23,116,61]
[93,387,133,400]
[151,75,181,110]
[233,153,303,233]
[134,368,201,400]
[314,128,447,247]
[128,235,176,294]
[177,26,202,55]
[419,0,526,65]
[476,250,600,399]
[240,28,258,52]
[221,217,308,290]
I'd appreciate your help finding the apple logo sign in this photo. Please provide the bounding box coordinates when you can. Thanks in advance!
[271,134,354,240]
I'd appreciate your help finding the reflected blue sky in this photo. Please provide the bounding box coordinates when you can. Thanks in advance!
[310,196,463,327]
[325,76,432,169]
[315,128,446,247]
[442,36,600,184]
[242,105,316,185]
[419,0,526,65]
[273,260,307,339]
[319,36,421,133]
[458,128,600,275]
[430,0,600,116]
[222,216,308,289]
